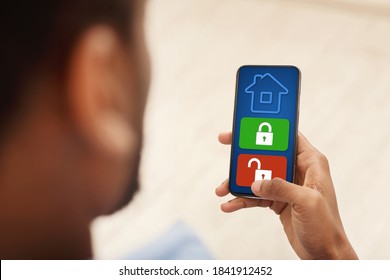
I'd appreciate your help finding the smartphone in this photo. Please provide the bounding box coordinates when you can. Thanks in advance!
[229,65,301,197]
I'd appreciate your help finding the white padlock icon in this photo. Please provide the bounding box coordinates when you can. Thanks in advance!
[256,122,273,146]
[248,158,272,181]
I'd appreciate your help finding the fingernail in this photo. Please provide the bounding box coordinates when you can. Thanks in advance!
[252,180,263,193]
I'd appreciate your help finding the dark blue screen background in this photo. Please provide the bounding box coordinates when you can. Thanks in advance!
[229,65,300,196]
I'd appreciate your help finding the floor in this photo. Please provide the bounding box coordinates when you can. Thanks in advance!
[91,0,390,259]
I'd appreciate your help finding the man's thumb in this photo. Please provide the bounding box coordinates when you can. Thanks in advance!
[251,178,302,203]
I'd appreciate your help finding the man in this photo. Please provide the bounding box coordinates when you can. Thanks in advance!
[0,0,357,259]
[0,0,149,259]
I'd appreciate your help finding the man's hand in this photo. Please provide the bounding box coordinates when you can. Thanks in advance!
[216,132,358,260]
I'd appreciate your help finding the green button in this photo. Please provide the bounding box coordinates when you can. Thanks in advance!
[239,117,289,151]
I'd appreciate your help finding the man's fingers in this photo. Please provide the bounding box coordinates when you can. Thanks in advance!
[297,132,316,156]
[218,132,232,145]
[216,179,274,212]
[221,197,273,213]
[251,178,305,204]
[297,133,327,165]
[269,201,288,215]
[297,132,331,176]
[215,179,229,197]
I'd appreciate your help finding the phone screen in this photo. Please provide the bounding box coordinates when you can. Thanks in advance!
[229,65,300,197]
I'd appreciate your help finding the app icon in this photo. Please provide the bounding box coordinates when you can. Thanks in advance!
[239,117,289,151]
[256,122,273,146]
[248,158,272,180]
[245,73,289,114]
[236,154,287,187]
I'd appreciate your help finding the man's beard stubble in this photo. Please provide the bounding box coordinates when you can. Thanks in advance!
[107,148,141,215]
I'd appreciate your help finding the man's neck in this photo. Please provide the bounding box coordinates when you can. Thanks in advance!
[0,110,93,259]
[0,188,93,259]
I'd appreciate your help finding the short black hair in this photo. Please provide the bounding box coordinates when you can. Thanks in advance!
[0,0,134,137]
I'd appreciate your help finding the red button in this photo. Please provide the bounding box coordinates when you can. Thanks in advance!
[236,154,287,187]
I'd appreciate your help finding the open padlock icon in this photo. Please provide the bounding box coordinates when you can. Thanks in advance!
[256,122,273,146]
[248,158,272,181]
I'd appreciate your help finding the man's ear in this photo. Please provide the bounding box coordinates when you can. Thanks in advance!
[67,25,136,156]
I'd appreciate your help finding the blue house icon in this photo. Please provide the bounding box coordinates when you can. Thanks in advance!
[245,73,289,114]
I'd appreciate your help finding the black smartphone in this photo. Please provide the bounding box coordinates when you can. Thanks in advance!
[229,65,301,197]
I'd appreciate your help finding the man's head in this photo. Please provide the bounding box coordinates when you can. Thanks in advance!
[0,0,150,258]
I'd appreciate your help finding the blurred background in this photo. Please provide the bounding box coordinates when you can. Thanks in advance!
[91,0,390,259]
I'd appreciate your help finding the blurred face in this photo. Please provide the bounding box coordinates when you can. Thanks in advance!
[55,0,152,218]
[0,0,151,259]
[109,1,151,212]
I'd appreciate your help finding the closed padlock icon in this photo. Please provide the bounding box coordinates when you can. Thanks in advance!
[256,122,273,146]
[248,158,272,181]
